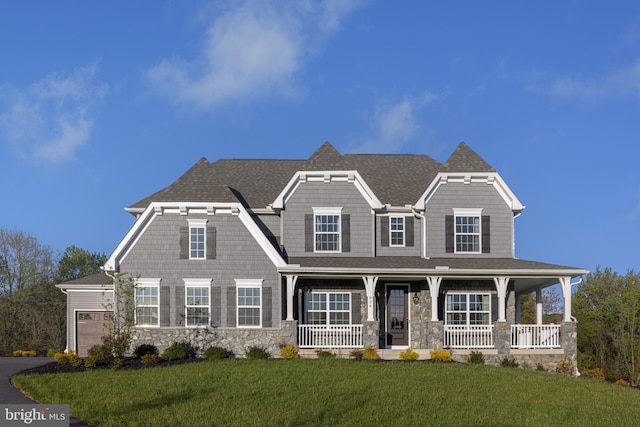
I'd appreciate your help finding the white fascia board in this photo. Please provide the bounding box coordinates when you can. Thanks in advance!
[416,172,525,213]
[272,171,383,210]
[277,266,588,278]
[105,201,287,272]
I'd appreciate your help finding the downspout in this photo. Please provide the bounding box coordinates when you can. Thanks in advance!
[412,208,428,259]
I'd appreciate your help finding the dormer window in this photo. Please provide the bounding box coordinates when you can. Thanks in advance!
[445,209,490,254]
[390,216,405,247]
[312,208,342,253]
[455,215,480,253]
[179,219,217,260]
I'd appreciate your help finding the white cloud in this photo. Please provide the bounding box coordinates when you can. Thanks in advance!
[147,0,363,110]
[349,91,439,153]
[0,63,105,164]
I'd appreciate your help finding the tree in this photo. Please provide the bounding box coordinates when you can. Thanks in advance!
[57,245,106,283]
[102,272,138,357]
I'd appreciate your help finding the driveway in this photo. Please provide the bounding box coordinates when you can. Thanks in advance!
[0,357,91,426]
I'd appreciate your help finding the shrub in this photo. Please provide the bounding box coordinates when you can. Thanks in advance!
[88,344,111,361]
[315,349,335,359]
[349,349,364,361]
[102,333,131,359]
[431,349,452,362]
[112,357,123,368]
[161,341,194,361]
[536,363,546,372]
[46,348,62,357]
[616,378,630,387]
[400,348,419,361]
[363,346,380,360]
[468,351,485,364]
[54,351,82,366]
[203,346,231,360]
[12,350,36,357]
[84,356,97,368]
[141,354,158,365]
[500,357,519,368]
[582,367,605,381]
[134,344,159,359]
[245,346,270,360]
[279,344,300,359]
[555,357,574,375]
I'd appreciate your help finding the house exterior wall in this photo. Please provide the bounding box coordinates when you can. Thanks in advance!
[282,181,374,257]
[425,181,514,258]
[65,289,113,353]
[375,215,422,257]
[119,211,281,332]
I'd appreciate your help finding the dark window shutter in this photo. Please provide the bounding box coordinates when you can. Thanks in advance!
[351,292,361,324]
[406,217,414,247]
[482,216,491,253]
[174,285,184,326]
[179,227,188,259]
[342,214,351,252]
[226,287,236,327]
[380,216,389,247]
[160,286,171,327]
[305,214,314,252]
[206,227,216,259]
[211,286,221,327]
[445,215,454,253]
[262,287,272,327]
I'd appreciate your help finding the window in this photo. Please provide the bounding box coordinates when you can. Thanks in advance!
[135,279,160,326]
[452,209,482,253]
[390,216,405,247]
[188,218,207,259]
[445,293,491,325]
[305,292,351,325]
[185,281,210,326]
[315,212,341,252]
[236,280,262,328]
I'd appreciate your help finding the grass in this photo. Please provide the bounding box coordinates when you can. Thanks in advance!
[12,359,640,426]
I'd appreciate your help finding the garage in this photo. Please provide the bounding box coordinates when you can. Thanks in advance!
[76,311,111,357]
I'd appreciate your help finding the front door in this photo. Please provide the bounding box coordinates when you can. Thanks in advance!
[386,286,409,346]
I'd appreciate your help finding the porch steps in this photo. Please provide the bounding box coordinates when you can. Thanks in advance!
[299,349,432,360]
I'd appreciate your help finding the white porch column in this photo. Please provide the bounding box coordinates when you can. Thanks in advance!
[362,276,378,322]
[285,275,298,321]
[536,288,543,325]
[559,277,572,322]
[427,276,442,321]
[494,277,509,322]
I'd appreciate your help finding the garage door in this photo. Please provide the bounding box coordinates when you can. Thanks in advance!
[76,311,111,357]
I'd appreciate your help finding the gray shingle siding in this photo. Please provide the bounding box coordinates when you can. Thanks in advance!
[376,215,421,257]
[119,212,281,328]
[425,182,514,258]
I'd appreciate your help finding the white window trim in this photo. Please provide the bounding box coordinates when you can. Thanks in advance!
[389,215,406,247]
[184,278,212,328]
[236,279,263,328]
[135,278,161,327]
[445,292,491,326]
[188,218,208,260]
[312,207,342,253]
[307,292,351,325]
[452,208,483,254]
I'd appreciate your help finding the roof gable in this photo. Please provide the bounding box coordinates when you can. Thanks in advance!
[441,142,495,172]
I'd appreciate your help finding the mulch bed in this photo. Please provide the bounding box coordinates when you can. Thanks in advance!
[15,357,205,376]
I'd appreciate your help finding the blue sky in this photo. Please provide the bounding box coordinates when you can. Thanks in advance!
[0,1,638,275]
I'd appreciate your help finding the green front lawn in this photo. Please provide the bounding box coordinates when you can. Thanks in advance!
[12,359,639,426]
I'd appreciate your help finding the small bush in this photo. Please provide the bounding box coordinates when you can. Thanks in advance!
[46,348,61,357]
[555,357,574,375]
[315,349,335,359]
[245,346,270,360]
[400,348,419,361]
[141,354,158,365]
[468,351,485,364]
[363,346,380,360]
[54,351,82,366]
[161,341,194,361]
[536,363,546,372]
[582,367,605,381]
[431,349,452,362]
[12,350,37,357]
[203,346,231,360]
[279,344,300,359]
[616,378,630,387]
[84,356,97,368]
[112,357,123,368]
[134,343,159,359]
[350,349,364,361]
[500,357,519,368]
[88,344,111,361]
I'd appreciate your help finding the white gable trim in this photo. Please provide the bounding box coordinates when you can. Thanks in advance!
[415,172,525,213]
[271,170,383,210]
[104,202,287,271]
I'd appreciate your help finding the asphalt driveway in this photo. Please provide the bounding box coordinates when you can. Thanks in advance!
[0,357,91,426]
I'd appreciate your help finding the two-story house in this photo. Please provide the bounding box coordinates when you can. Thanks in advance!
[58,142,587,368]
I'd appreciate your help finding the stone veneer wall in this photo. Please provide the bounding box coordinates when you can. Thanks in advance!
[131,320,297,357]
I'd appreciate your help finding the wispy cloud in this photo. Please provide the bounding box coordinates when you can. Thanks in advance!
[0,62,106,164]
[543,60,640,102]
[147,0,364,110]
[348,91,440,153]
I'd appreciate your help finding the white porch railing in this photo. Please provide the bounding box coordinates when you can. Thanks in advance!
[298,324,363,349]
[444,325,495,349]
[511,324,561,349]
